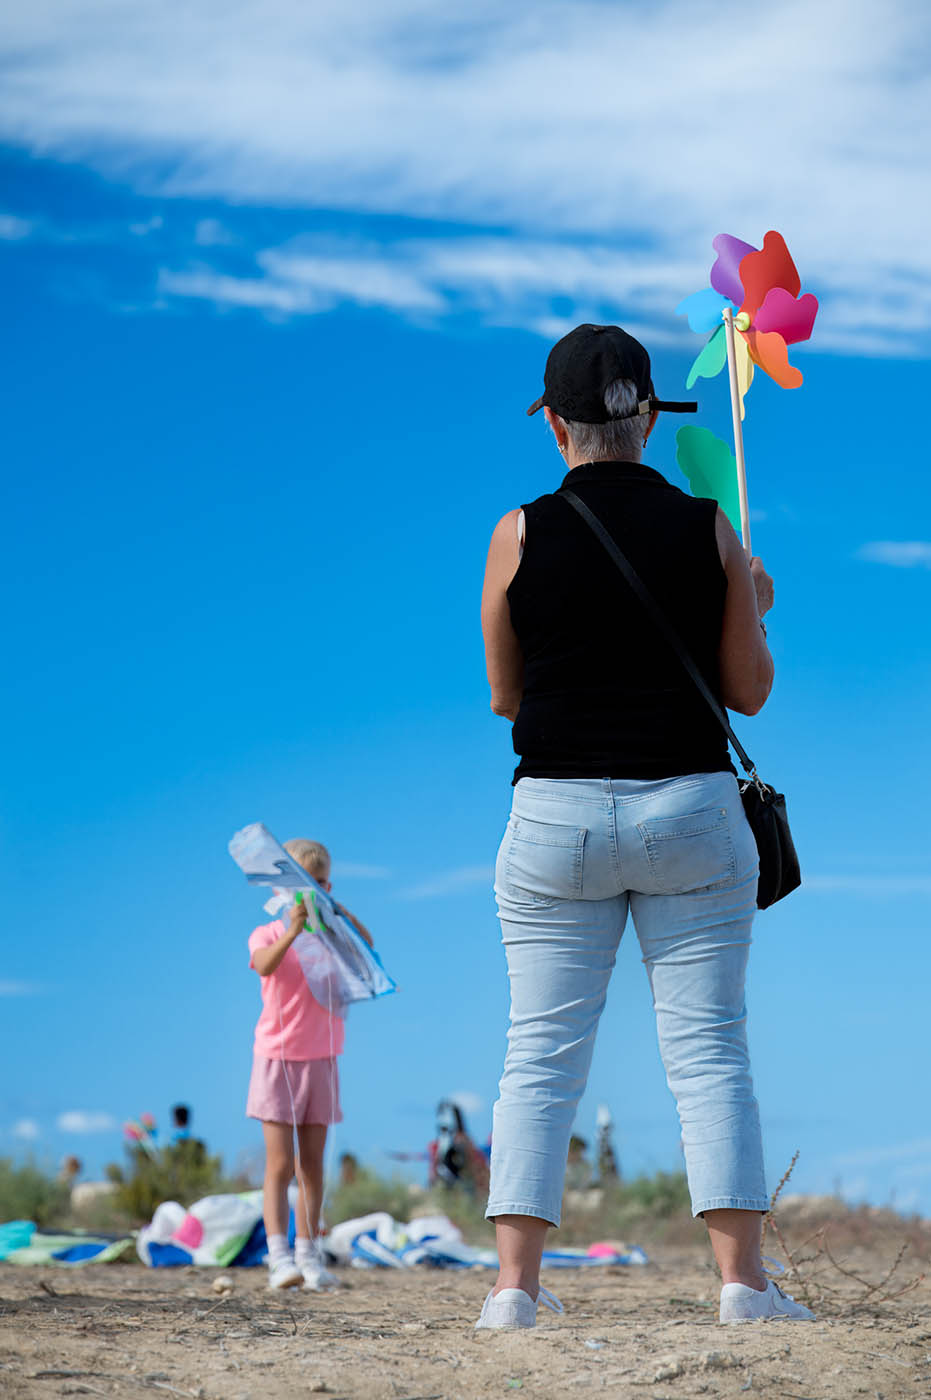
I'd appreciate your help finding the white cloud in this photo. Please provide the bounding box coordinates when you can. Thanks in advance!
[159,233,703,341]
[400,864,494,899]
[0,979,41,995]
[0,213,31,239]
[0,0,928,355]
[857,541,931,569]
[12,1119,41,1141]
[803,874,931,895]
[332,861,392,880]
[194,217,233,246]
[129,214,163,236]
[830,1138,931,1171]
[57,1110,117,1134]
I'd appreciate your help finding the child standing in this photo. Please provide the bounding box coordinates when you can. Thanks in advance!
[246,838,373,1290]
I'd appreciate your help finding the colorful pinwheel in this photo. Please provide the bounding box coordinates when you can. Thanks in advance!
[674,229,818,552]
[124,1115,158,1156]
[677,231,818,417]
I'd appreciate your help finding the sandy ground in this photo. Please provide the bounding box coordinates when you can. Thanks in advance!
[2,1243,930,1400]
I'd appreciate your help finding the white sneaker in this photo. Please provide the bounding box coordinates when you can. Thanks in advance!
[474,1286,563,1330]
[267,1257,303,1290]
[299,1240,340,1292]
[719,1278,815,1323]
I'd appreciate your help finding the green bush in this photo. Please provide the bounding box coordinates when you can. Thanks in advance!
[559,1170,701,1246]
[0,1158,71,1227]
[106,1141,247,1225]
[325,1167,419,1226]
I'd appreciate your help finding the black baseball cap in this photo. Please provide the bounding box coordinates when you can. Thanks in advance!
[527,323,697,424]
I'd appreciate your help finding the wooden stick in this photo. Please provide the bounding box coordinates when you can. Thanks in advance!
[722,306,752,554]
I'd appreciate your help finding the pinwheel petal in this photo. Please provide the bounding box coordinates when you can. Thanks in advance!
[737,230,801,322]
[735,330,754,420]
[744,328,803,389]
[675,425,741,532]
[676,286,732,334]
[753,287,818,345]
[685,323,727,389]
[710,233,758,305]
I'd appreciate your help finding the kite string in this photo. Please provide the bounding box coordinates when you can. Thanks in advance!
[308,891,341,1243]
[273,904,316,1255]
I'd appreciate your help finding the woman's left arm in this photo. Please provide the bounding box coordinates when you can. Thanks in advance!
[481,510,524,721]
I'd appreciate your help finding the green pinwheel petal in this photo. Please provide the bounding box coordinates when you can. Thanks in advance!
[685,323,727,389]
[675,425,741,532]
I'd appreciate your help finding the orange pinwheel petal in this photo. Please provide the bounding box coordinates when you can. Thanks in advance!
[737,231,801,323]
[744,329,803,389]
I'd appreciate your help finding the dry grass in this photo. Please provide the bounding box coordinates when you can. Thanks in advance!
[761,1151,929,1315]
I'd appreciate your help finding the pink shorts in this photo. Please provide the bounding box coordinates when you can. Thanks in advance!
[246,1053,342,1125]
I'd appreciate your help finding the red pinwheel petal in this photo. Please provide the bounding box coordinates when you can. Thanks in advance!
[753,287,818,345]
[744,329,803,389]
[738,231,801,322]
[710,233,757,305]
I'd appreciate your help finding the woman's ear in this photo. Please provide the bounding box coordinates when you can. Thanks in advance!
[543,405,569,454]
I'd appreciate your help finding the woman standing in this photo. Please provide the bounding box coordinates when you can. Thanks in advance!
[477,324,812,1328]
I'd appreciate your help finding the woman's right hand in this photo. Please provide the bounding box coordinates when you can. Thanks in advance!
[716,511,775,716]
[749,557,774,617]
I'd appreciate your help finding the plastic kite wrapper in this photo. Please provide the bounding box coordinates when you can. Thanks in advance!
[674,229,818,551]
[229,822,397,1017]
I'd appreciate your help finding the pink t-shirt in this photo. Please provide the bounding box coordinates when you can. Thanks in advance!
[248,921,345,1062]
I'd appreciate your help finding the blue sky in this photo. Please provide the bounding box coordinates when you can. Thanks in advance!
[2,0,930,1218]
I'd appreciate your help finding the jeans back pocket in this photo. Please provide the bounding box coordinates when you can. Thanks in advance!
[502,815,587,905]
[637,805,736,893]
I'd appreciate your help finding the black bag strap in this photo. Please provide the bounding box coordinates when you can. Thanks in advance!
[560,488,758,780]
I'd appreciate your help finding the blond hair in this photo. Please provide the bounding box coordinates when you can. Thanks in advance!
[283,838,331,881]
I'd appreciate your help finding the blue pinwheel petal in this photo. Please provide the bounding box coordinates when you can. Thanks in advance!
[675,286,732,334]
[685,323,727,388]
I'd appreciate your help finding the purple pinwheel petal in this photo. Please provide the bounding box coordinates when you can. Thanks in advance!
[753,288,818,345]
[710,234,758,305]
[676,286,733,334]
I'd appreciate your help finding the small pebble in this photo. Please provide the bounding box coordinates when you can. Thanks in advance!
[212,1275,234,1295]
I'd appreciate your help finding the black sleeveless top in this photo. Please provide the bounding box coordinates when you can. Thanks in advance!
[507,460,732,783]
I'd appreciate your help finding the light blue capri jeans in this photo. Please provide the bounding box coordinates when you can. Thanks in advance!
[486,772,768,1226]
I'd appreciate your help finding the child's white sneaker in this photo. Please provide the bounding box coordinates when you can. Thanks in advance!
[719,1279,815,1323]
[475,1286,563,1330]
[299,1239,340,1292]
[267,1257,303,1290]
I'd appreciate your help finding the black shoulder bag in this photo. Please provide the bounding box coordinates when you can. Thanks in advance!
[561,489,800,910]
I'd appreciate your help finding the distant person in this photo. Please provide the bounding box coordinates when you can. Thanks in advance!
[247,838,374,1291]
[429,1100,490,1196]
[595,1105,620,1183]
[171,1104,192,1143]
[477,324,812,1328]
[339,1153,359,1187]
[169,1104,207,1165]
[58,1155,82,1185]
[565,1137,591,1192]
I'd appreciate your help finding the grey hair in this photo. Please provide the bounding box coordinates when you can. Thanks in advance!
[563,378,646,461]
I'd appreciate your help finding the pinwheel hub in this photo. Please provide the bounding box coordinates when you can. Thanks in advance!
[734,311,752,332]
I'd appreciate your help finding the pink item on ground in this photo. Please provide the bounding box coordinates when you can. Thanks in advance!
[587,1241,627,1259]
[174,1214,204,1250]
